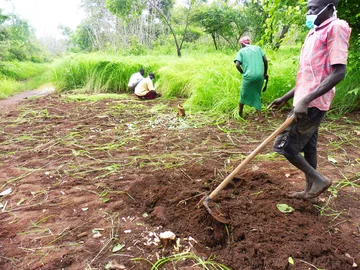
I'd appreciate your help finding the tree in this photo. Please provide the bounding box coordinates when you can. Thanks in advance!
[106,0,195,56]
[0,10,46,62]
[260,0,307,49]
[242,1,267,43]
[191,1,266,50]
[68,21,95,52]
[70,0,165,53]
[191,3,236,50]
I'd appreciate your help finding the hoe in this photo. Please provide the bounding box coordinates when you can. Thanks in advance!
[203,115,295,223]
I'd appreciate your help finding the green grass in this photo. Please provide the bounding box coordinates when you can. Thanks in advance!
[133,252,231,270]
[331,70,360,116]
[51,54,159,93]
[0,61,48,80]
[50,48,302,117]
[2,46,359,117]
[0,61,51,99]
[0,78,22,99]
[64,93,130,102]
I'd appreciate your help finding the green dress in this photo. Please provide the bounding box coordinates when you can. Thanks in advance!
[234,45,265,111]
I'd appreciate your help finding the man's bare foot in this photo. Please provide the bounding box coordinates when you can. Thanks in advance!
[287,191,318,203]
[305,175,332,199]
[287,174,312,199]
[288,191,307,199]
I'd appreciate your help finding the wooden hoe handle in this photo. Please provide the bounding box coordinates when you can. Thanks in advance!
[208,115,295,200]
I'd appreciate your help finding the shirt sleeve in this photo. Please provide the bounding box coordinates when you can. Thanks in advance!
[234,50,242,64]
[327,20,351,65]
[147,79,155,91]
[259,47,265,57]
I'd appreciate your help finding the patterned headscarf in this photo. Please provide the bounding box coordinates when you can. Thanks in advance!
[239,36,251,45]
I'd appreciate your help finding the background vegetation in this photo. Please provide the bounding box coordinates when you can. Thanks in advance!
[0,0,359,116]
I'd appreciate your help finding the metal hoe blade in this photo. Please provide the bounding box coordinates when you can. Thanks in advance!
[203,196,231,224]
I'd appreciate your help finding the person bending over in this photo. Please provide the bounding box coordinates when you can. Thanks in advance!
[128,68,145,91]
[134,72,161,100]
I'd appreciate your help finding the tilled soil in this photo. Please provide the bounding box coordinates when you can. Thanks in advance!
[0,93,359,270]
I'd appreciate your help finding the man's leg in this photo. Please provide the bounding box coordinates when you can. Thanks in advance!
[284,153,331,198]
[143,90,158,100]
[288,151,316,198]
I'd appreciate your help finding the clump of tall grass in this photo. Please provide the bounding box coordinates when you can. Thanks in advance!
[0,61,49,80]
[51,53,161,93]
[49,48,300,114]
[0,61,50,99]
[158,47,299,115]
[261,46,299,103]
[51,47,360,116]
[331,71,360,116]
[0,78,22,99]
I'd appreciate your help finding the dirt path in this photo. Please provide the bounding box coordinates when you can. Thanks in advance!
[0,83,55,112]
[0,94,359,270]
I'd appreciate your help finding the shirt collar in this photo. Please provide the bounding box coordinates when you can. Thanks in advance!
[308,17,337,35]
[315,17,337,30]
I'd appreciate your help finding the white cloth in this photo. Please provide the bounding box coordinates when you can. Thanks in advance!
[128,72,144,87]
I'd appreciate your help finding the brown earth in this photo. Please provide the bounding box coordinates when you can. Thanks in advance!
[0,92,359,270]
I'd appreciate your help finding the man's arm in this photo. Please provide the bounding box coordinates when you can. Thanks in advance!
[235,60,243,74]
[147,78,156,91]
[268,88,295,110]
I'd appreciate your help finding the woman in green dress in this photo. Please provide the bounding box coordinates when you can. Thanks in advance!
[234,36,268,121]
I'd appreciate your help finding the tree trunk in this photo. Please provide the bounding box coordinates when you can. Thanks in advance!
[274,25,289,49]
[211,33,218,50]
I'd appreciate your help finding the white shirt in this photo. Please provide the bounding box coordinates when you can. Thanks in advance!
[128,72,144,87]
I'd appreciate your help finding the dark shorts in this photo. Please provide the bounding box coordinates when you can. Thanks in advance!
[136,90,160,100]
[273,107,326,157]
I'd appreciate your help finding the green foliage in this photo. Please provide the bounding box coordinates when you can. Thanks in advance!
[337,0,360,47]
[337,0,360,76]
[87,61,129,92]
[190,1,266,50]
[0,61,48,80]
[51,46,360,115]
[106,0,144,18]
[260,0,307,49]
[243,1,267,42]
[331,70,360,115]
[0,61,50,99]
[68,21,96,52]
[128,36,147,55]
[0,11,47,62]
[51,53,158,92]
[106,0,192,57]
[0,78,22,99]
[190,3,246,50]
[134,251,230,270]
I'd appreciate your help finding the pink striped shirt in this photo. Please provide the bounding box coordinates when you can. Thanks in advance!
[293,17,351,111]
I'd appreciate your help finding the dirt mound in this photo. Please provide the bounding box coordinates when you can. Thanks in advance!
[0,94,359,269]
